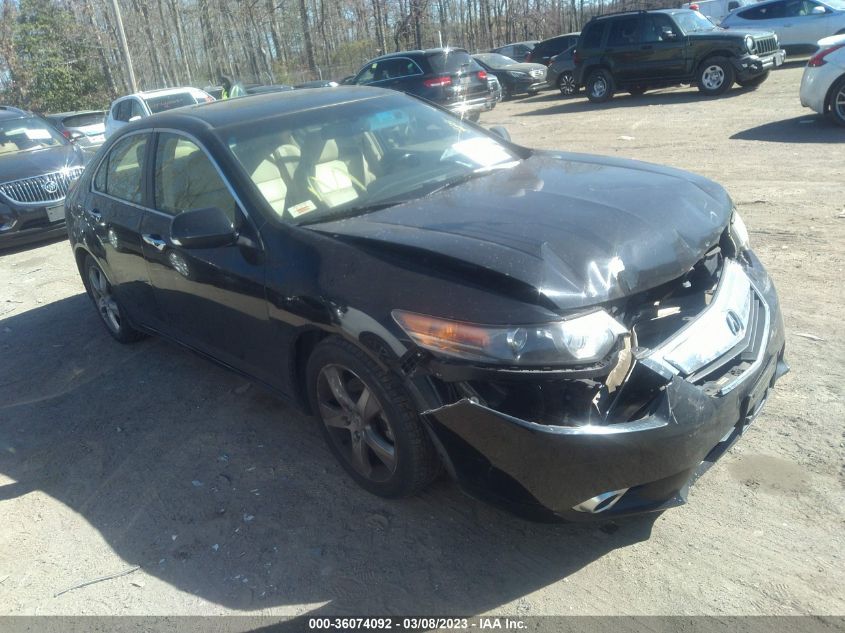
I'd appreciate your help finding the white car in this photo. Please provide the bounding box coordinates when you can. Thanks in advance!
[800,34,845,124]
[104,88,213,139]
[721,0,845,52]
[681,0,755,25]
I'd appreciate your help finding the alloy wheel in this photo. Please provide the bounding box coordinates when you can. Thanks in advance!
[316,364,397,482]
[559,73,576,96]
[835,84,845,122]
[87,265,121,333]
[590,76,607,99]
[702,65,725,91]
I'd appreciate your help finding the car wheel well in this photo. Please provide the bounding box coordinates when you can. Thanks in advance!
[74,246,92,282]
[699,52,736,67]
[824,74,845,116]
[292,329,330,414]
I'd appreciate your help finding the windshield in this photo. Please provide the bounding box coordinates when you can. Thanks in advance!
[824,0,845,8]
[145,92,201,114]
[674,10,719,32]
[224,94,521,226]
[0,117,67,156]
[428,50,480,73]
[473,53,518,68]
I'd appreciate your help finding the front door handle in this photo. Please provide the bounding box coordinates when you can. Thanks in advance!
[142,234,167,252]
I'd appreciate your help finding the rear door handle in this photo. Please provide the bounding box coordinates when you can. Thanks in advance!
[142,234,167,252]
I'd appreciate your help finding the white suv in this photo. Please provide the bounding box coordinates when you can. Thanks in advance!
[104,88,213,139]
[721,0,845,52]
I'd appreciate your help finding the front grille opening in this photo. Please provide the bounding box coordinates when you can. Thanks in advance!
[626,246,723,350]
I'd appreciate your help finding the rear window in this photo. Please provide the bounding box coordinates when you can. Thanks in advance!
[62,113,105,128]
[428,50,477,73]
[145,92,199,114]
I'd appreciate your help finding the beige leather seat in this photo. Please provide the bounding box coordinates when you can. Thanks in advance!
[250,144,300,217]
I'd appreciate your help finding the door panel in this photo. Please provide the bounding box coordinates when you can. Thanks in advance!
[140,132,274,382]
[605,16,649,82]
[640,15,689,79]
[87,132,155,324]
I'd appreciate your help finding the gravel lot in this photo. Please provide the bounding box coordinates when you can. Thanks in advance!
[1,63,843,621]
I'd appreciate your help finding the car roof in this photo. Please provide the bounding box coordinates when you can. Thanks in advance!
[114,87,207,102]
[0,106,30,120]
[369,47,469,62]
[538,32,579,43]
[120,86,393,133]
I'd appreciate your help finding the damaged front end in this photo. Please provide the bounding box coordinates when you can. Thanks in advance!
[404,244,788,521]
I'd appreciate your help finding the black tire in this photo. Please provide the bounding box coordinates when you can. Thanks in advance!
[501,84,512,101]
[825,75,845,127]
[697,56,735,96]
[306,337,440,498]
[586,68,614,103]
[737,71,770,89]
[83,256,145,343]
[628,85,647,97]
[557,71,577,96]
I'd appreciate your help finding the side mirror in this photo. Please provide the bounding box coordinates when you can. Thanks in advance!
[69,130,85,141]
[128,115,142,122]
[488,125,511,142]
[662,28,678,40]
[341,75,355,85]
[171,207,238,249]
[811,5,826,13]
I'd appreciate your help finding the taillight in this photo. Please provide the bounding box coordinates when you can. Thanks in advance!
[808,44,844,67]
[424,76,452,87]
[477,70,487,80]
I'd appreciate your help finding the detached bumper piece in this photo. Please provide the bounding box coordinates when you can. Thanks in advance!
[422,257,787,521]
[734,49,786,81]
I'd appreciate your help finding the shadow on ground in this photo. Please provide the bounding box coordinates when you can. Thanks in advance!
[516,86,746,116]
[730,115,845,143]
[0,294,657,615]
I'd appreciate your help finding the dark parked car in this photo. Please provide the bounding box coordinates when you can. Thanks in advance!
[46,110,107,152]
[0,106,85,249]
[490,40,539,63]
[546,45,579,95]
[345,48,494,120]
[574,9,785,103]
[525,33,580,65]
[66,88,787,521]
[472,53,549,99]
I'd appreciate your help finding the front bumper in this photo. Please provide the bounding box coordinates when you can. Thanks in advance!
[512,77,548,93]
[0,201,67,250]
[734,49,786,81]
[422,255,787,521]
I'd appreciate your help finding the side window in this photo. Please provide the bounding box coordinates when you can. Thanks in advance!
[94,134,147,204]
[728,1,740,10]
[608,17,641,46]
[784,0,822,16]
[154,132,237,220]
[129,99,145,120]
[500,46,515,57]
[581,22,607,49]
[113,100,129,122]
[355,62,380,84]
[643,15,681,42]
[739,2,785,18]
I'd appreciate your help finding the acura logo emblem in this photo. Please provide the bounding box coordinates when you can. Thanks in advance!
[725,310,744,336]
[43,179,58,194]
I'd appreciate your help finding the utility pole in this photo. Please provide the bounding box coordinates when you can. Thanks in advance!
[110,0,138,92]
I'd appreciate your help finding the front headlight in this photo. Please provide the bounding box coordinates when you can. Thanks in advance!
[745,35,756,53]
[392,309,627,366]
[730,209,750,251]
[507,71,529,78]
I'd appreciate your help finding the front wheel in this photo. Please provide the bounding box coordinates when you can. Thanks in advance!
[83,256,145,343]
[557,71,577,96]
[737,71,770,89]
[697,57,735,96]
[306,337,440,498]
[826,75,845,126]
[586,69,614,103]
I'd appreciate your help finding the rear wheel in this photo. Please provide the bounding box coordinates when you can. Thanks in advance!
[737,71,770,89]
[586,69,614,103]
[697,57,735,96]
[501,83,512,100]
[557,71,577,96]
[306,337,440,498]
[826,75,845,126]
[83,256,145,343]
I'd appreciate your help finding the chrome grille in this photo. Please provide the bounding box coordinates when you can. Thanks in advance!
[0,167,84,205]
[530,69,544,78]
[755,36,778,55]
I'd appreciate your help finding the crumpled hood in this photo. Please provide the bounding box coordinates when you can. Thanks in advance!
[0,144,83,184]
[310,151,732,312]
[498,62,548,74]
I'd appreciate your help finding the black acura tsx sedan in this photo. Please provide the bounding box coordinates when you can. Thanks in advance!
[66,87,787,521]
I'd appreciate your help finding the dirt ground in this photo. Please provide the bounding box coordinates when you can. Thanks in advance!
[1,63,843,621]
